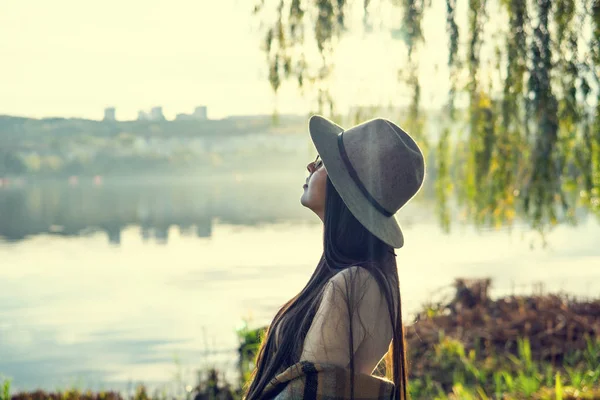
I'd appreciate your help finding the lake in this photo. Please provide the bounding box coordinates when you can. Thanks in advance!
[1,173,599,394]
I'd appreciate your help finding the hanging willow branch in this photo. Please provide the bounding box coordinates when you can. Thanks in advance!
[254,0,347,113]
[591,0,600,214]
[399,0,428,156]
[473,0,529,228]
[502,0,528,133]
[252,0,600,230]
[445,0,460,117]
[434,0,460,232]
[401,0,425,58]
[554,0,583,218]
[462,0,495,222]
[573,2,595,199]
[523,0,562,226]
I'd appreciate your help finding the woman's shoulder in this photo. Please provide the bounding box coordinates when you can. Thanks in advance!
[324,266,388,313]
[327,265,397,321]
[329,265,373,282]
[327,266,379,294]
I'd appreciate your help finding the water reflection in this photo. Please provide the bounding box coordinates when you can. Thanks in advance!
[0,175,312,245]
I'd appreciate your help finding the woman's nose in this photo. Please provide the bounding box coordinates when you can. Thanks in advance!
[307,162,315,173]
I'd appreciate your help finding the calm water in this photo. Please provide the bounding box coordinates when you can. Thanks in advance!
[1,173,599,393]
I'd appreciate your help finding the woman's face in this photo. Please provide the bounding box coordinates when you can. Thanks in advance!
[300,155,327,221]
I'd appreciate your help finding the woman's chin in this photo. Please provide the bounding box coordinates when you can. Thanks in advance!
[300,194,308,208]
[300,191,313,208]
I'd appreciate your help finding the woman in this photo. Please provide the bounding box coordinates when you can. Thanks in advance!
[243,115,426,400]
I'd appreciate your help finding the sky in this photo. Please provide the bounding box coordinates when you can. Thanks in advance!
[0,0,496,120]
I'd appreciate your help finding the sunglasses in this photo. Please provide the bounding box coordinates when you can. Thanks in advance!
[313,155,323,170]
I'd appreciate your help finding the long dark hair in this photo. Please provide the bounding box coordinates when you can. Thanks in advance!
[243,177,408,400]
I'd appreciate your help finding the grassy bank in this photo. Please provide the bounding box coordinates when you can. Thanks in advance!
[3,279,599,399]
[400,279,600,398]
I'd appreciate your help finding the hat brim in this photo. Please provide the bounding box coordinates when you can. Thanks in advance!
[308,115,404,248]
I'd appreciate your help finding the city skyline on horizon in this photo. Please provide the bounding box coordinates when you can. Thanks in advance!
[1,0,466,121]
[0,105,307,121]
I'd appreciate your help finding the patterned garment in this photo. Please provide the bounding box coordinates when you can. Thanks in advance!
[259,361,395,400]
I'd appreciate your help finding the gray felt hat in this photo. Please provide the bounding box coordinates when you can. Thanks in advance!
[308,115,426,248]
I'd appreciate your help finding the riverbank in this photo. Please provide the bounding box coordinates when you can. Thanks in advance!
[3,279,599,399]
[402,278,600,398]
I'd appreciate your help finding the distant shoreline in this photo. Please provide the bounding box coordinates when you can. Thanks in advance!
[0,112,308,123]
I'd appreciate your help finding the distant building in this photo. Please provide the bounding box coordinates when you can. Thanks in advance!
[175,113,192,121]
[193,106,208,120]
[150,106,165,121]
[138,106,206,121]
[104,107,116,121]
[174,106,208,121]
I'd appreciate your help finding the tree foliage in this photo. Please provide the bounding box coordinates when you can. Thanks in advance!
[253,0,600,232]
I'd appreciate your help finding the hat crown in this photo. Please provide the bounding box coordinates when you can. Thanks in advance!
[340,118,425,214]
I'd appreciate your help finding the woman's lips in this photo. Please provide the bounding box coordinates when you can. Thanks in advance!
[303,184,308,188]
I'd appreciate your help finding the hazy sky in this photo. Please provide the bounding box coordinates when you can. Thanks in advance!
[0,0,492,120]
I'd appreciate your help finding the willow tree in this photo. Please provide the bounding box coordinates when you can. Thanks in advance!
[253,0,600,232]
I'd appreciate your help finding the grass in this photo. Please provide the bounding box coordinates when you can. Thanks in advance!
[2,378,11,400]
[405,335,600,399]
